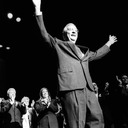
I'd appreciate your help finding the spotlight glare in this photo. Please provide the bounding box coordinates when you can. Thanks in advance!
[7,13,13,19]
[0,44,3,48]
[6,47,10,50]
[16,17,21,22]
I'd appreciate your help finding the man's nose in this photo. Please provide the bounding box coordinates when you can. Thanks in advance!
[71,31,76,35]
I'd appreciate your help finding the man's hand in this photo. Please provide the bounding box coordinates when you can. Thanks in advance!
[106,35,117,47]
[32,0,42,15]
[109,35,117,44]
[32,0,41,9]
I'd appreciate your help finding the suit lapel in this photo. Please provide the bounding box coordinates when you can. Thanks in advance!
[67,42,80,59]
[77,45,89,60]
[66,42,89,60]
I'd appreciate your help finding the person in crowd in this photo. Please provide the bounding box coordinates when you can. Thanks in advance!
[104,82,110,95]
[99,82,116,128]
[100,82,111,98]
[116,75,128,97]
[0,88,26,128]
[34,87,60,128]
[30,99,38,128]
[31,0,117,128]
[0,97,5,128]
[116,75,128,127]
[55,96,66,128]
[21,96,37,128]
[93,82,99,98]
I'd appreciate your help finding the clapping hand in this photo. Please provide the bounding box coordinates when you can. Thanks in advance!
[9,98,15,105]
[31,100,35,107]
[0,98,4,103]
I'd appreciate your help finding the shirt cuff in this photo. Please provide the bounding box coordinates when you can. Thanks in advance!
[105,41,112,47]
[35,10,42,16]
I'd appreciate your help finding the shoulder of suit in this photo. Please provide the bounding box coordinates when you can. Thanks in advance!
[54,37,67,44]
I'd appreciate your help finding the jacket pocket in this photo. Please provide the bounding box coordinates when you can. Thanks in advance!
[58,66,73,74]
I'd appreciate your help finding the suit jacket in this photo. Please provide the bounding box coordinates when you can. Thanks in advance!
[35,15,110,91]
[0,100,26,128]
[34,99,59,128]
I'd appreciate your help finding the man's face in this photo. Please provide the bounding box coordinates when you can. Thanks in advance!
[8,89,16,100]
[122,76,128,84]
[64,23,78,43]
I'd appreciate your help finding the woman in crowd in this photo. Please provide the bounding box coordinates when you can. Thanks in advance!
[34,87,60,128]
[21,96,37,128]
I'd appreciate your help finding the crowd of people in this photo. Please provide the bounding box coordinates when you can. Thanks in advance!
[1,75,128,128]
[0,87,64,128]
[94,74,128,128]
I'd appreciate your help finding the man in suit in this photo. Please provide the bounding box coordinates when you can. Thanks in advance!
[31,0,117,128]
[0,97,5,128]
[0,88,26,128]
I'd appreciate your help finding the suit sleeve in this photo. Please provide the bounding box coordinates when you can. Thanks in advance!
[48,99,59,113]
[0,101,11,112]
[17,102,26,114]
[34,101,46,114]
[89,45,110,61]
[35,14,55,46]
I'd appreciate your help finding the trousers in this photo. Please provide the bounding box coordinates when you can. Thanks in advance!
[60,88,104,128]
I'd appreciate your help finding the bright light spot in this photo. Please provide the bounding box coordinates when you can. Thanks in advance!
[0,44,3,48]
[7,13,13,19]
[6,47,10,50]
[16,17,21,22]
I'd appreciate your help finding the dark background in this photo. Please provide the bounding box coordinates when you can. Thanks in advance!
[0,0,128,100]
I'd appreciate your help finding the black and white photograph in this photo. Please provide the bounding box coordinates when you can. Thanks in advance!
[0,0,128,128]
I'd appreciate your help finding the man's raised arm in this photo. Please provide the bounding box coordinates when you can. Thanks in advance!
[32,0,50,42]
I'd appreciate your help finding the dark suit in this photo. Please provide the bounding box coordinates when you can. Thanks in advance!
[34,99,59,128]
[35,15,110,128]
[0,102,4,128]
[0,100,26,128]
